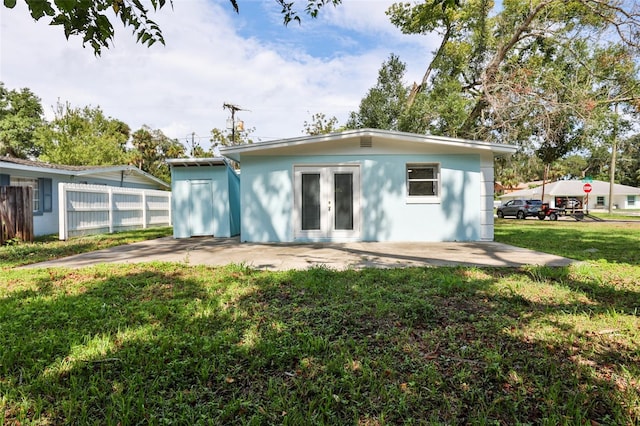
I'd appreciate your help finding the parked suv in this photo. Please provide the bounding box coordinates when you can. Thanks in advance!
[496,199,543,219]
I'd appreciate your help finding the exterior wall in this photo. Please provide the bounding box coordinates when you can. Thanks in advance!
[480,153,495,241]
[1,168,165,236]
[240,154,482,243]
[227,167,241,237]
[1,170,65,236]
[171,164,240,238]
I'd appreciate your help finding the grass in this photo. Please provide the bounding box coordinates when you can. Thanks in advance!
[494,219,640,264]
[1,224,639,424]
[0,227,173,269]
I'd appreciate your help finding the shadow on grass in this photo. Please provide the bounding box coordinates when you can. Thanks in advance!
[0,264,638,424]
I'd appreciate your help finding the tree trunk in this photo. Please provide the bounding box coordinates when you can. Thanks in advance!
[406,24,452,110]
[608,104,618,213]
[458,0,554,138]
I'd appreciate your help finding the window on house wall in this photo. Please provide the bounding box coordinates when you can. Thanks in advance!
[596,196,605,207]
[10,177,39,211]
[628,195,636,207]
[406,163,440,202]
[9,176,52,215]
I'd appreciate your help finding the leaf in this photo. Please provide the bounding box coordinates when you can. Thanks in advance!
[3,0,17,8]
[25,0,55,19]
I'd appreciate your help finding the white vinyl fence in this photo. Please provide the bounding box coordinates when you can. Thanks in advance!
[58,183,172,240]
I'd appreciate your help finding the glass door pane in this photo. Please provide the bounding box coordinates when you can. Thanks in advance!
[334,173,353,230]
[301,173,321,230]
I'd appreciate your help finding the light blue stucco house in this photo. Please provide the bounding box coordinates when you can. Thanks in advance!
[197,128,515,243]
[1,156,170,236]
[168,157,240,238]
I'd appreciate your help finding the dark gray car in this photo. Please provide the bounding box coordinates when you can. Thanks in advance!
[496,199,543,219]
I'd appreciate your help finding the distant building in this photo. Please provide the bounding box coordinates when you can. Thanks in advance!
[499,179,640,210]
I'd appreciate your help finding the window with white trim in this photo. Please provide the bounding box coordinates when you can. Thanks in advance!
[628,195,636,207]
[8,176,52,215]
[406,163,440,200]
[10,177,39,212]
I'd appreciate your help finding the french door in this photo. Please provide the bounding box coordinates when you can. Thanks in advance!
[294,165,360,240]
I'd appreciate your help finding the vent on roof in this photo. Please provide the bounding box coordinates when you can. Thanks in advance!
[360,135,372,148]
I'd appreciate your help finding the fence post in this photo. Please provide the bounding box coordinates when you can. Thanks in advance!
[58,182,67,240]
[108,187,114,234]
[142,191,147,229]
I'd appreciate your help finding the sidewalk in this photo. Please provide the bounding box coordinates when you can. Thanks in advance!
[23,237,576,270]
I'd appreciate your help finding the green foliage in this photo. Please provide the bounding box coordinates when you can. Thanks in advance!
[5,0,343,55]
[210,125,254,148]
[130,125,186,183]
[35,101,130,166]
[345,54,409,131]
[302,112,340,135]
[0,82,45,158]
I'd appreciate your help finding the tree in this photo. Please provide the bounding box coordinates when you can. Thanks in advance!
[36,101,130,165]
[617,134,640,188]
[130,125,185,182]
[303,112,339,135]
[0,82,45,158]
[345,54,409,131]
[210,126,254,148]
[385,0,640,188]
[4,0,342,55]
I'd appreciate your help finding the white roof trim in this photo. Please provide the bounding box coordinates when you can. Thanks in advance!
[1,160,169,189]
[166,157,228,167]
[220,129,517,161]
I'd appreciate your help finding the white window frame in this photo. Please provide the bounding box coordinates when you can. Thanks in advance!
[406,163,441,204]
[10,176,39,212]
[628,195,636,207]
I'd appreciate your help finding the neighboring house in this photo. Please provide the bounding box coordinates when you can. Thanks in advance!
[188,128,515,243]
[0,156,170,236]
[496,180,544,195]
[499,179,640,210]
[167,157,240,238]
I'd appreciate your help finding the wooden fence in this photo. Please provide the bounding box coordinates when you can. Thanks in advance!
[0,186,34,244]
[59,183,172,240]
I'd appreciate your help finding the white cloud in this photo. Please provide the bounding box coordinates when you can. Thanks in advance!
[0,0,441,150]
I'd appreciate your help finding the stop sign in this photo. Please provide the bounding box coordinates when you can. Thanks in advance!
[583,183,592,193]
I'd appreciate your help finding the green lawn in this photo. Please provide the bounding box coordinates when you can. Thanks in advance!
[1,224,639,424]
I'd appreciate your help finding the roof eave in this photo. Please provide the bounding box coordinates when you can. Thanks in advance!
[220,129,517,161]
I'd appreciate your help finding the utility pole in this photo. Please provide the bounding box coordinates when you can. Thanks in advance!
[223,103,247,145]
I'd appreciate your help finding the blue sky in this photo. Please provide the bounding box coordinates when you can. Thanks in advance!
[0,0,437,148]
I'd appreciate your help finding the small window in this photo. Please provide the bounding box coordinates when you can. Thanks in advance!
[10,176,39,212]
[406,163,440,201]
[628,195,636,207]
[596,196,605,207]
[8,176,52,214]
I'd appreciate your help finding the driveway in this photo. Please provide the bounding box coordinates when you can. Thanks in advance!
[24,237,575,270]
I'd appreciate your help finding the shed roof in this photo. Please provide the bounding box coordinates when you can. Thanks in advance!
[0,156,170,189]
[220,128,517,162]
[166,157,227,167]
